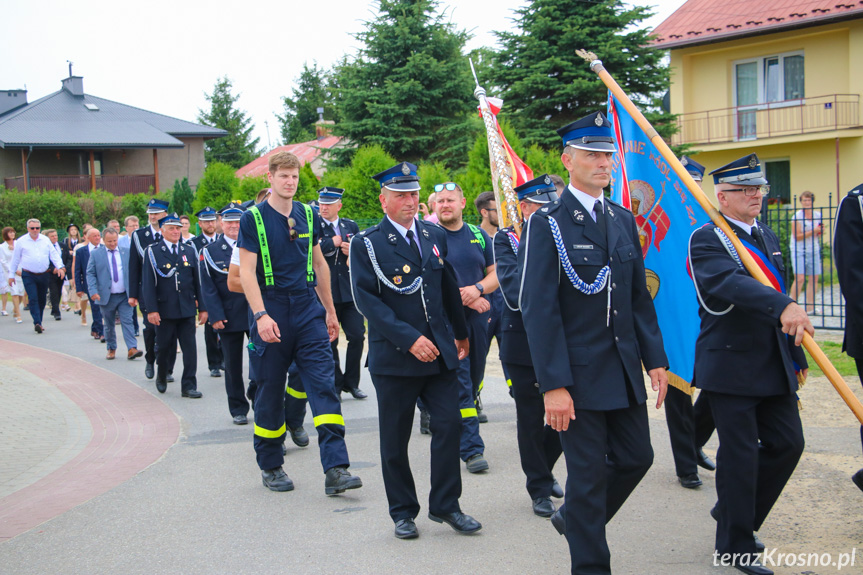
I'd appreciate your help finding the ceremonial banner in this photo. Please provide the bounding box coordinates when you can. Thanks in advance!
[607,93,710,390]
[478,97,534,189]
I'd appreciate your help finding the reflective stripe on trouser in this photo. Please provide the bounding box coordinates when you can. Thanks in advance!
[250,289,349,472]
[457,310,488,461]
[285,361,308,430]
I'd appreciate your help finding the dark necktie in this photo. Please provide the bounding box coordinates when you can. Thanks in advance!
[751,226,768,255]
[171,243,178,257]
[155,231,162,242]
[110,250,119,282]
[594,200,608,241]
[406,229,421,261]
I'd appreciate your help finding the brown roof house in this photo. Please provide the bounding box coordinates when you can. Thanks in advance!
[0,74,226,195]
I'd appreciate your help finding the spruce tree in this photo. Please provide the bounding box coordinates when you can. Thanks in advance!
[198,76,260,169]
[277,62,338,145]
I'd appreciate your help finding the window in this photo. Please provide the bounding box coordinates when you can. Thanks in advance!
[764,160,790,204]
[733,52,804,140]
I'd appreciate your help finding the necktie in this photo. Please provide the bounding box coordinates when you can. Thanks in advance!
[751,226,768,255]
[155,231,162,242]
[406,229,422,260]
[110,250,119,282]
[594,200,608,241]
[172,243,178,257]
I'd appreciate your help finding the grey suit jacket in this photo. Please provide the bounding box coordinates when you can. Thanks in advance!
[86,245,131,305]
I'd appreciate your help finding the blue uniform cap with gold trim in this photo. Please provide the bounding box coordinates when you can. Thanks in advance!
[372,162,420,192]
[556,111,618,152]
[317,187,344,204]
[218,202,246,222]
[515,174,560,204]
[194,206,218,221]
[679,156,705,182]
[157,212,183,227]
[709,153,768,186]
[147,198,169,214]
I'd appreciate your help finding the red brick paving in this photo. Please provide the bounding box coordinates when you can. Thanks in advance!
[0,340,179,541]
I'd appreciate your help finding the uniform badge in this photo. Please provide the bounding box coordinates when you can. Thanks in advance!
[403,264,411,273]
[432,244,441,258]
[681,157,689,166]
[166,263,171,269]
[542,207,549,213]
[421,228,429,238]
[607,206,615,217]
[184,262,190,266]
[544,175,551,185]
[438,258,443,265]
[221,245,227,250]
[387,233,396,242]
[145,230,150,237]
[393,275,403,284]
[594,113,603,126]
[401,163,410,175]
[748,156,757,169]
[160,245,166,251]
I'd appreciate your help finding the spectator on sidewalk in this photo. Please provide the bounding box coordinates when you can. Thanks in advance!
[44,229,64,321]
[789,190,823,314]
[62,224,81,315]
[9,219,66,333]
[1,226,25,322]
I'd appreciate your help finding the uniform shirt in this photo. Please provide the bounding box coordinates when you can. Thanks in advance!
[324,216,340,235]
[106,248,126,294]
[441,223,493,288]
[568,184,605,221]
[11,233,65,273]
[724,214,755,236]
[237,200,322,291]
[199,233,217,245]
[386,216,422,256]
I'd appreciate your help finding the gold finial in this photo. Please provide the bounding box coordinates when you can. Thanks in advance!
[576,49,598,63]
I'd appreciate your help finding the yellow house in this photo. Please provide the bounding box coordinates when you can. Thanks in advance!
[652,0,863,206]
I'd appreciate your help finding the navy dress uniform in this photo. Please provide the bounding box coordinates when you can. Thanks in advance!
[191,206,224,377]
[317,187,367,399]
[519,113,668,574]
[200,203,255,423]
[834,181,863,492]
[689,154,806,566]
[493,175,564,517]
[128,198,175,378]
[350,162,479,538]
[141,213,206,397]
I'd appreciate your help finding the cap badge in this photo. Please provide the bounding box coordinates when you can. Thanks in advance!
[544,175,551,185]
[594,113,603,127]
[749,156,757,169]
[403,264,411,273]
[681,157,688,166]
[393,276,403,285]
[401,163,410,175]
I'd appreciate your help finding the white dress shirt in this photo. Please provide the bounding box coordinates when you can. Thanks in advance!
[386,216,422,257]
[724,215,756,236]
[325,217,340,235]
[567,184,605,221]
[10,234,64,273]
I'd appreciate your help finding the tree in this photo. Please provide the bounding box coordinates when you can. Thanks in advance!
[193,163,238,215]
[277,62,338,145]
[492,0,674,149]
[332,0,476,169]
[320,144,396,220]
[170,178,194,216]
[198,76,260,169]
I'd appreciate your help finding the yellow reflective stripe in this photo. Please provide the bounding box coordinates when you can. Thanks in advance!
[461,408,478,419]
[478,379,485,393]
[314,414,345,427]
[285,385,307,399]
[254,423,286,438]
[506,378,513,388]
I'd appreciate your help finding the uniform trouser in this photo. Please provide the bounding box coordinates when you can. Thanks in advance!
[132,305,139,334]
[485,294,510,391]
[331,301,366,392]
[285,362,308,430]
[155,316,197,392]
[706,390,804,555]
[664,385,716,477]
[21,271,49,326]
[101,293,136,351]
[856,357,863,456]
[88,295,103,337]
[221,330,251,417]
[371,369,462,522]
[559,403,653,575]
[249,288,348,472]
[48,273,62,317]
[204,322,223,370]
[142,308,174,371]
[457,310,489,461]
[505,363,563,499]
[694,392,716,450]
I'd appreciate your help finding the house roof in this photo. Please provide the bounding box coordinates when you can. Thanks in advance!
[235,136,344,178]
[0,84,227,149]
[651,0,863,49]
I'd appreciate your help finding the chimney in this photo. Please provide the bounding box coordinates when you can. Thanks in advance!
[0,89,28,116]
[62,76,84,97]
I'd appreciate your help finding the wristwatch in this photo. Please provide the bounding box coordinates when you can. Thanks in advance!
[253,311,269,322]
[474,283,484,294]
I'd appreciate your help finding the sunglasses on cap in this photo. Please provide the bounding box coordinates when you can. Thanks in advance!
[434,183,458,192]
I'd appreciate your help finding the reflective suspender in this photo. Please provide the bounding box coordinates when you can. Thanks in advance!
[249,203,314,287]
[303,203,314,283]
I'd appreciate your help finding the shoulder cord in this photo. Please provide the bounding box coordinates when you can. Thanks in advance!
[203,246,227,275]
[687,226,741,316]
[361,235,428,323]
[147,247,177,279]
[132,231,144,257]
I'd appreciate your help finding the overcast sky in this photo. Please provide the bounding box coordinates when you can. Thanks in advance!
[4,0,685,151]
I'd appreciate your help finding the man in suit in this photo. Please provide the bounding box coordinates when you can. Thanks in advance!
[141,212,207,398]
[201,202,254,424]
[834,181,863,493]
[86,227,142,360]
[75,227,104,342]
[317,187,367,400]
[689,153,811,575]
[191,206,224,378]
[43,229,64,321]
[519,112,668,575]
[350,161,479,539]
[493,175,564,518]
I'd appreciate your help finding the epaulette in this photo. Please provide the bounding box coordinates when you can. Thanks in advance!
[848,186,862,197]
[342,217,356,224]
[360,225,380,237]
[536,198,563,216]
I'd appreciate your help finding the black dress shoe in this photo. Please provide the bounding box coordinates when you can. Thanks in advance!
[419,410,431,435]
[394,518,419,539]
[262,467,294,492]
[550,507,565,535]
[325,466,362,495]
[289,426,310,447]
[155,379,167,393]
[753,534,765,552]
[209,368,221,378]
[732,556,773,575]
[166,373,175,383]
[54,315,61,321]
[697,449,716,471]
[678,473,703,489]
[712,505,764,551]
[34,324,43,333]
[428,511,481,534]
[853,469,863,493]
[232,414,248,425]
[182,389,203,398]
[551,477,564,499]
[532,497,555,518]
[100,337,105,343]
[145,363,155,379]
[348,387,368,400]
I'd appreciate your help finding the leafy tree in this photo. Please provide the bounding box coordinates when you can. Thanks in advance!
[170,178,195,216]
[461,117,527,199]
[321,144,395,220]
[332,0,476,169]
[295,163,321,205]
[523,145,569,183]
[236,175,269,203]
[198,76,260,168]
[193,163,238,214]
[277,62,338,145]
[417,162,452,202]
[492,0,674,148]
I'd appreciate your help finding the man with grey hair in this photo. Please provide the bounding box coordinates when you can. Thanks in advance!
[9,218,66,333]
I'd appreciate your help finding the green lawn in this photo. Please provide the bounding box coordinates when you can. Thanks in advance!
[804,340,857,377]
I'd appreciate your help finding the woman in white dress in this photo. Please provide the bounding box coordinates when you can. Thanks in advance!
[1,226,24,322]
[789,191,823,314]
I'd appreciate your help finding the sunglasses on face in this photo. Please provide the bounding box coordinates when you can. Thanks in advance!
[29,226,40,230]
[434,183,458,192]
[287,217,298,241]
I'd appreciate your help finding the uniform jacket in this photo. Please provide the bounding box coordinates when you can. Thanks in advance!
[493,226,532,366]
[190,234,218,256]
[85,245,131,304]
[833,191,863,358]
[350,217,468,376]
[129,226,161,302]
[200,237,249,332]
[141,240,205,320]
[689,217,806,396]
[319,217,360,304]
[519,192,668,410]
[74,244,97,294]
